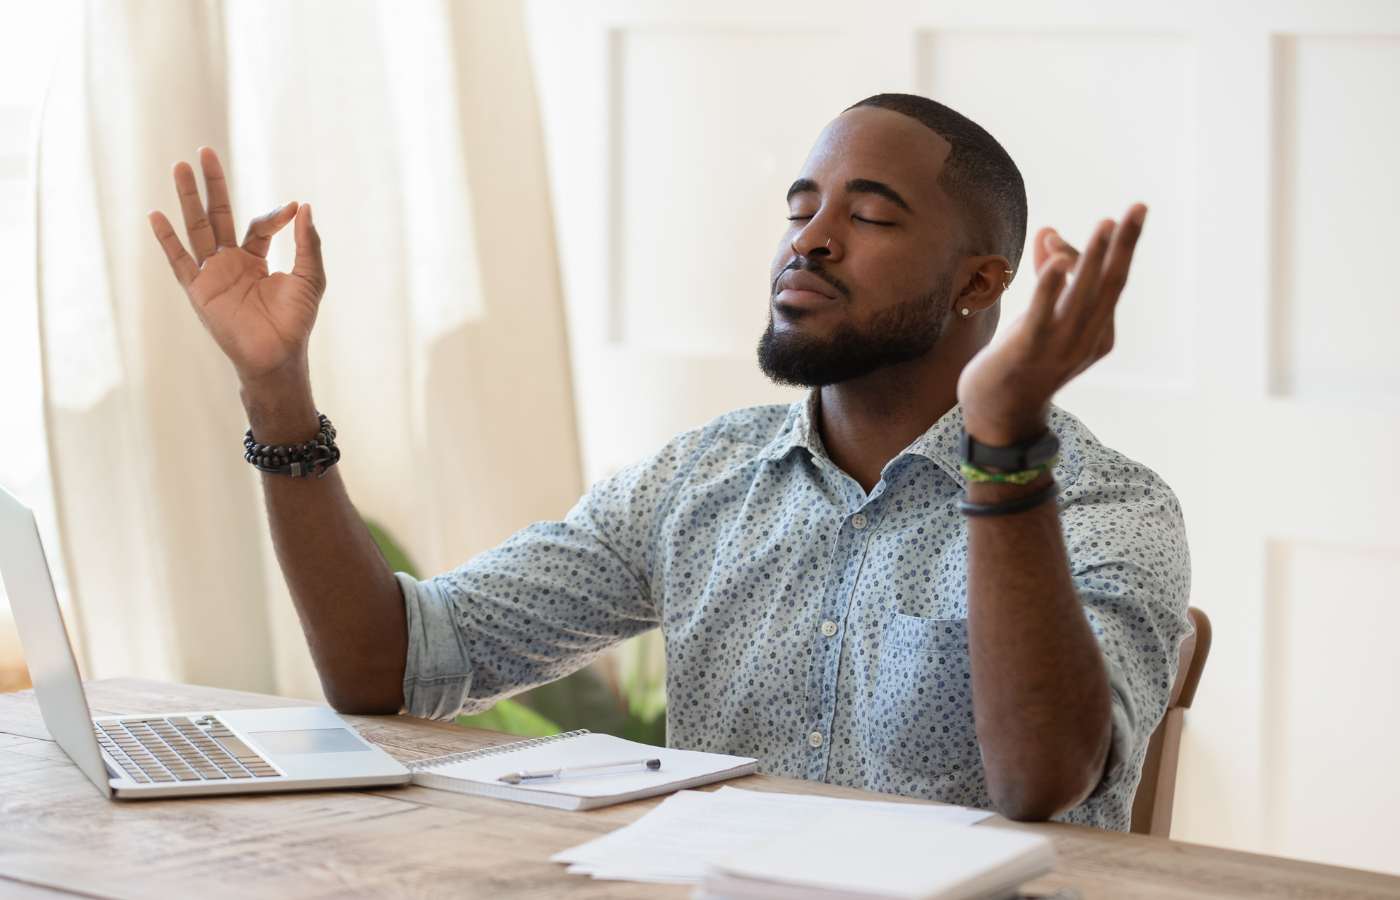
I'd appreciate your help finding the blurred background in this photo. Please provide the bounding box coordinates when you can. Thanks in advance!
[0,0,1396,878]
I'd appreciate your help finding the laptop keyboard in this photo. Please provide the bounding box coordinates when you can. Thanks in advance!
[94,715,282,784]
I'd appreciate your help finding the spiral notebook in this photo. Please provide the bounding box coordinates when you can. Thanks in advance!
[406,730,759,810]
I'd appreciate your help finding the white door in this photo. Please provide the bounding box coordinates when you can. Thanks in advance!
[524,0,1400,874]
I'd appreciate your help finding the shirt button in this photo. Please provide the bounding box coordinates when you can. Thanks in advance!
[808,731,824,749]
[852,513,868,530]
[821,620,838,637]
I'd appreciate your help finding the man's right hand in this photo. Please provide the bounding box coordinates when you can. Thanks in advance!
[148,148,407,715]
[148,147,325,390]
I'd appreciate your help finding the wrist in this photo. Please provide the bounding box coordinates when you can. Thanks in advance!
[967,469,1055,503]
[239,361,319,445]
[960,393,1050,447]
[962,411,1049,448]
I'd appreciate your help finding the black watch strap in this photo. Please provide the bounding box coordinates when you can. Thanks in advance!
[959,427,1060,472]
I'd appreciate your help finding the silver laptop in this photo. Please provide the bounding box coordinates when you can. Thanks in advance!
[0,484,411,799]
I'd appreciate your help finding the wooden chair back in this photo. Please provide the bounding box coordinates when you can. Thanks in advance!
[1129,606,1211,837]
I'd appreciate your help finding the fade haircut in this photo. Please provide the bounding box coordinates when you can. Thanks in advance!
[847,93,1028,273]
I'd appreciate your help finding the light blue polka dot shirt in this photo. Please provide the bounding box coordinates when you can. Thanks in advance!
[398,396,1192,830]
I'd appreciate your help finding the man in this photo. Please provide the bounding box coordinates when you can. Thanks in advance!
[149,93,1191,829]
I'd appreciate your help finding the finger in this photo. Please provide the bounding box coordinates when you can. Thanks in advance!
[242,201,299,259]
[198,147,238,250]
[291,204,325,291]
[1032,227,1057,272]
[1026,252,1073,328]
[1057,219,1115,324]
[1095,317,1116,361]
[1093,204,1148,317]
[1045,231,1080,263]
[1073,206,1147,344]
[1068,316,1118,382]
[148,211,200,288]
[173,161,217,264]
[1033,228,1079,275]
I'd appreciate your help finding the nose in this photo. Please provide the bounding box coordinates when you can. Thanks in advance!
[790,223,844,261]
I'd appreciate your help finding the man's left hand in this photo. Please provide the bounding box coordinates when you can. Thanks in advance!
[958,204,1147,447]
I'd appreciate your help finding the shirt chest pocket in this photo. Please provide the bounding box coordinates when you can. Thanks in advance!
[867,615,980,779]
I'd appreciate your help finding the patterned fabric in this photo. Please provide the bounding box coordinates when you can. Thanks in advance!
[398,396,1192,829]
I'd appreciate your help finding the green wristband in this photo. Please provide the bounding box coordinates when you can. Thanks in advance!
[960,457,1058,485]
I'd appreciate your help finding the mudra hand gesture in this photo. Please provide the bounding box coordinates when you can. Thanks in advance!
[148,147,325,389]
[958,204,1147,446]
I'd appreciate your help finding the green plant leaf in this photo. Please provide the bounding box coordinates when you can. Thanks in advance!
[457,699,560,737]
[363,519,419,578]
[622,710,666,747]
[527,665,628,737]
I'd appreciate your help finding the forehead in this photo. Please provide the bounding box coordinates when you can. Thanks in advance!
[798,107,953,204]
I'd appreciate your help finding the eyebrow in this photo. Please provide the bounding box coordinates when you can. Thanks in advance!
[785,177,912,213]
[845,178,911,212]
[786,178,818,202]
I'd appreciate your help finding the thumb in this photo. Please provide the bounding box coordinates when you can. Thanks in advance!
[291,203,325,291]
[1034,228,1080,276]
[1032,227,1057,272]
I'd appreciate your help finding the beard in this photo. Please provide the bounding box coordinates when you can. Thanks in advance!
[757,260,954,388]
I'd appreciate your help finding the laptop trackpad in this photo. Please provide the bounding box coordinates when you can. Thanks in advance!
[248,728,371,755]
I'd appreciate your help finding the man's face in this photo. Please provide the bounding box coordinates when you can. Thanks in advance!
[759,107,962,387]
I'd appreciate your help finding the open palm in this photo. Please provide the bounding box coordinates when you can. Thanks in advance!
[149,147,325,382]
[958,204,1146,446]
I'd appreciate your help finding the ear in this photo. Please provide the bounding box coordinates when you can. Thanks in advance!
[952,254,1013,320]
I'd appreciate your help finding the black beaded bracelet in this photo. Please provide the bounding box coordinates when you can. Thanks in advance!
[957,479,1060,518]
[243,413,340,478]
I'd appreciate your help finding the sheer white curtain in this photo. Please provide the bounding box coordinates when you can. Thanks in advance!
[36,0,581,698]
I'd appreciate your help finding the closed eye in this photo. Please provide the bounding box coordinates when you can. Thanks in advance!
[853,216,895,226]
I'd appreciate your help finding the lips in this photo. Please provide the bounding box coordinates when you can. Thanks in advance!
[774,269,841,307]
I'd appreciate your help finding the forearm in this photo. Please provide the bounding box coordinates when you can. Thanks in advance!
[966,473,1112,821]
[243,369,407,714]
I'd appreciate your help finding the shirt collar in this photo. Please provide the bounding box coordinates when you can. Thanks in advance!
[758,391,966,482]
[758,391,825,462]
[900,403,966,481]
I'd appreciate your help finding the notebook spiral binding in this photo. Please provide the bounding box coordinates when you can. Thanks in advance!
[405,729,591,772]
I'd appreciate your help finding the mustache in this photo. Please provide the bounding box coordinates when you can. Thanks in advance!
[771,256,853,303]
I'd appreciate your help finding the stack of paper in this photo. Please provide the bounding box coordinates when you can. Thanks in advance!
[699,808,1053,900]
[551,786,994,884]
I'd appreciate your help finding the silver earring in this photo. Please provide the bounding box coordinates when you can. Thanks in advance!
[961,308,970,316]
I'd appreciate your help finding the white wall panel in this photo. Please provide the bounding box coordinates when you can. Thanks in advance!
[527,0,1400,873]
[920,32,1195,389]
[1268,542,1400,875]
[1277,37,1400,406]
[615,29,848,356]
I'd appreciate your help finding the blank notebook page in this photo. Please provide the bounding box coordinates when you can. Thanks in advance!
[424,733,753,799]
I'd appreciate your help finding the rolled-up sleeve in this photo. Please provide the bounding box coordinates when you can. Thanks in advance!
[399,572,476,721]
[399,430,705,720]
[1057,450,1193,802]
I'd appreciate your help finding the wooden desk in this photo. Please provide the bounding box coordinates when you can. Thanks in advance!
[0,679,1394,900]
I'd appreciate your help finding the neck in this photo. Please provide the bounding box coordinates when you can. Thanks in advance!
[816,350,962,494]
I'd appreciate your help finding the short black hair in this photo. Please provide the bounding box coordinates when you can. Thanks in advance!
[846,93,1028,273]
